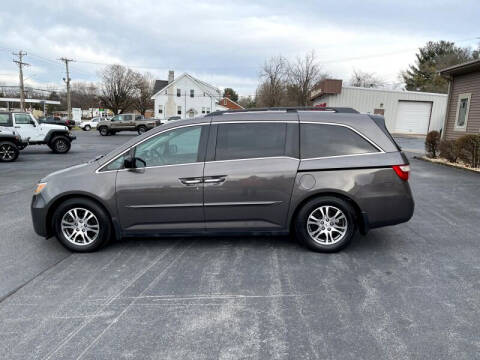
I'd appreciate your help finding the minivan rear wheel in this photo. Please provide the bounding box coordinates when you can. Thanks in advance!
[52,198,112,252]
[294,196,356,252]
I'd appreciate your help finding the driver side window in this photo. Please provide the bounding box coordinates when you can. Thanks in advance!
[15,114,33,125]
[134,126,203,167]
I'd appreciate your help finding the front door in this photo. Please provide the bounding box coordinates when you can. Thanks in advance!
[116,123,209,234]
[13,113,42,142]
[203,121,299,232]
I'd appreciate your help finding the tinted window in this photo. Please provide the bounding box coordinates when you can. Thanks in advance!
[14,114,32,125]
[0,114,11,126]
[300,124,378,158]
[135,126,203,167]
[124,115,133,121]
[215,123,286,161]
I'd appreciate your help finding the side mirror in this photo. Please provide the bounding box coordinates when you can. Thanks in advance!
[30,121,36,127]
[124,157,146,170]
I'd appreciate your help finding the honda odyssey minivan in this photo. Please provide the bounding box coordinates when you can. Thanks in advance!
[31,107,414,252]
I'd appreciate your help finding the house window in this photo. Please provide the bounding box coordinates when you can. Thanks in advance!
[201,107,205,114]
[164,90,167,95]
[206,108,210,114]
[223,99,227,105]
[177,89,181,97]
[158,106,163,114]
[177,106,182,115]
[455,93,471,130]
[190,89,194,98]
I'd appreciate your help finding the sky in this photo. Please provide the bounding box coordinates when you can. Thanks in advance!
[0,0,478,96]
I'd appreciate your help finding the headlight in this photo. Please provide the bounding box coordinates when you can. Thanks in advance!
[34,182,47,194]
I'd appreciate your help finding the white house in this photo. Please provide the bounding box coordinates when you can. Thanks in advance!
[311,79,448,135]
[151,71,225,120]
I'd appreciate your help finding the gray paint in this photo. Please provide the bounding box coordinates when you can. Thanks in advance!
[31,110,414,240]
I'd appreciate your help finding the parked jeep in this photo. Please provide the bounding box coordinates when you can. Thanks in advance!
[0,125,27,162]
[97,114,160,136]
[0,112,76,153]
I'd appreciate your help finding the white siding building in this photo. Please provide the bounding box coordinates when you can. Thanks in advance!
[151,71,225,120]
[311,81,448,135]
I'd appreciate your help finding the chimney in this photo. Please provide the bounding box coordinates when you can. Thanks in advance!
[168,70,174,84]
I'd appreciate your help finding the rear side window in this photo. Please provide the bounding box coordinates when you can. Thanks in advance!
[300,123,379,159]
[215,123,286,161]
[0,114,11,126]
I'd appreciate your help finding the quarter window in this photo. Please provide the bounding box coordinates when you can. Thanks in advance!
[135,126,203,167]
[300,124,378,159]
[103,153,127,171]
[455,93,471,130]
[215,123,286,161]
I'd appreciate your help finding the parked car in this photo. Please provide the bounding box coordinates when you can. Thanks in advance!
[0,125,26,162]
[97,114,160,136]
[0,112,76,153]
[40,115,75,130]
[79,117,102,131]
[31,107,414,253]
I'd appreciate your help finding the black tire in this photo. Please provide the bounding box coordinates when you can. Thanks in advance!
[137,126,147,135]
[294,196,356,252]
[52,198,112,252]
[84,125,91,131]
[99,126,109,136]
[50,136,71,154]
[0,141,19,162]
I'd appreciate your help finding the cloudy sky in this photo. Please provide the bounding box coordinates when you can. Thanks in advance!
[0,0,478,96]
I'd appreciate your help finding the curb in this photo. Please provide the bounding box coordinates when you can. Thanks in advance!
[413,156,480,174]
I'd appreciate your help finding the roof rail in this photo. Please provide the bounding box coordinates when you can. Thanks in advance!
[209,106,358,116]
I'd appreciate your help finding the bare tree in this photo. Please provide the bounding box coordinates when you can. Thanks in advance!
[256,56,287,107]
[287,51,327,106]
[70,82,99,110]
[99,64,140,115]
[349,69,385,88]
[133,72,154,115]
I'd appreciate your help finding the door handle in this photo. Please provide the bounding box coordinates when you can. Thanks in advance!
[179,177,202,185]
[203,176,226,184]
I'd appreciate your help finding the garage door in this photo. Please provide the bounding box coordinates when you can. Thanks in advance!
[394,101,432,135]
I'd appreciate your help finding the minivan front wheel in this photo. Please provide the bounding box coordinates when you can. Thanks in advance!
[52,198,111,252]
[295,197,356,252]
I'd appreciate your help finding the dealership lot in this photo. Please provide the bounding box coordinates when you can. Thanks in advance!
[0,130,479,359]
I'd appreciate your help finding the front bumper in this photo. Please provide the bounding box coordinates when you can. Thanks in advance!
[31,194,49,237]
[68,133,77,141]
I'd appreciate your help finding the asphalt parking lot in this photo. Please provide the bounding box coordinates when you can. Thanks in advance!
[0,130,479,359]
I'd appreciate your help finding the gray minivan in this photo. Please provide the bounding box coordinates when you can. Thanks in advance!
[31,107,414,252]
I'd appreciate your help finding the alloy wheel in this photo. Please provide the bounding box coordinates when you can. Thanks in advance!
[61,208,100,246]
[0,144,16,161]
[306,205,348,245]
[55,139,68,152]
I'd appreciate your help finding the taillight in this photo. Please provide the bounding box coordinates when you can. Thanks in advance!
[392,165,410,181]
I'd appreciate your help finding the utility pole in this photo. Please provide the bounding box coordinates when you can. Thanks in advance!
[12,51,29,111]
[59,57,73,120]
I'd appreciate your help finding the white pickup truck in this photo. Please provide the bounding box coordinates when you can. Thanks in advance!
[0,112,76,153]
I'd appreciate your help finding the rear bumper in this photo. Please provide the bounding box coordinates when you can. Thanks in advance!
[31,194,49,237]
